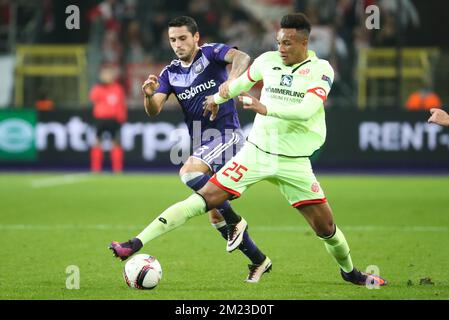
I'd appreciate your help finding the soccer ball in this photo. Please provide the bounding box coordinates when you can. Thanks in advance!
[123,254,162,290]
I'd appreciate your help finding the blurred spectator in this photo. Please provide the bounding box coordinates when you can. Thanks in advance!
[16,0,441,110]
[372,12,397,47]
[124,20,145,63]
[0,0,9,23]
[305,0,337,24]
[405,88,443,111]
[218,12,269,57]
[146,13,170,60]
[188,0,219,38]
[378,0,420,29]
[306,4,348,59]
[0,0,9,52]
[372,0,420,48]
[150,13,169,45]
[353,26,370,51]
[227,0,252,22]
[102,29,123,64]
[308,24,348,62]
[89,66,127,173]
[335,0,358,45]
[97,0,125,30]
[306,4,348,88]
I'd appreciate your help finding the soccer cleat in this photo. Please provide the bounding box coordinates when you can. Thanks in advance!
[245,256,272,283]
[109,237,143,261]
[226,217,248,252]
[341,268,387,286]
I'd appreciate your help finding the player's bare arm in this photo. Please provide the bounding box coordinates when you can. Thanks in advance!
[428,108,449,127]
[203,61,258,121]
[219,48,251,99]
[142,75,167,117]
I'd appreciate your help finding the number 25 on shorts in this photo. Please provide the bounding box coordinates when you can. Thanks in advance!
[222,161,248,182]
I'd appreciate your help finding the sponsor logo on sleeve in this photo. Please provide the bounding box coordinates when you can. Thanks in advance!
[321,75,333,87]
[214,44,225,53]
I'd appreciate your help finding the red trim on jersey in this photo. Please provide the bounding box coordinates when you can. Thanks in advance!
[292,198,327,208]
[209,174,241,198]
[247,66,256,82]
[307,87,327,102]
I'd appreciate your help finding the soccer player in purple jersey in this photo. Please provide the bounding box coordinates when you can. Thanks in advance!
[110,16,271,282]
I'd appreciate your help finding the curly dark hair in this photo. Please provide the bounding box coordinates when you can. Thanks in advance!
[168,16,199,35]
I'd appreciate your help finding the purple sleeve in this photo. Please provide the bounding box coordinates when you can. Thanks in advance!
[155,68,172,95]
[202,43,235,64]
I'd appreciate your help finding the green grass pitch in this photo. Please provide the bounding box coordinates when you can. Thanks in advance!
[0,173,448,300]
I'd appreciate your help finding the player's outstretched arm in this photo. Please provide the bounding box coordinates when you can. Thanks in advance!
[428,108,449,127]
[214,71,257,104]
[142,75,167,117]
[265,90,325,120]
[203,53,264,121]
[219,48,251,99]
[202,71,257,121]
[235,90,325,120]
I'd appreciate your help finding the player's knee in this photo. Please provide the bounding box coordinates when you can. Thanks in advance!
[179,171,206,190]
[317,222,335,238]
[178,165,188,179]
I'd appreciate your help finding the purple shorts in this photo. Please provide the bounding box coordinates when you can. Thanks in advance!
[191,129,244,173]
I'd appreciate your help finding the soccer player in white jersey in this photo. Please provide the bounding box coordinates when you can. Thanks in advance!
[111,13,387,286]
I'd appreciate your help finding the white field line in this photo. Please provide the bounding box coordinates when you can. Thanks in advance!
[30,174,91,188]
[0,224,448,233]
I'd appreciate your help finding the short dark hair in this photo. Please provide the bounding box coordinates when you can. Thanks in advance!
[280,13,311,35]
[168,16,199,35]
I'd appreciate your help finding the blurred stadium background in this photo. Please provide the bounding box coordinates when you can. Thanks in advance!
[0,0,448,171]
[1,0,449,300]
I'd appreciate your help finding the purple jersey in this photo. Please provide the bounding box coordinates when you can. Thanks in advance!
[156,43,241,137]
